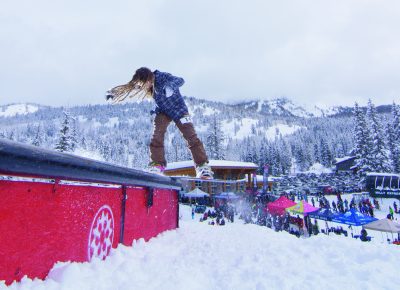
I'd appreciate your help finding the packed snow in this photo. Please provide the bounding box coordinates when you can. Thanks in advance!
[3,200,400,290]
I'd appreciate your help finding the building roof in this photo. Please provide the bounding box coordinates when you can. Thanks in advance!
[165,160,258,171]
[366,172,400,178]
[334,156,356,165]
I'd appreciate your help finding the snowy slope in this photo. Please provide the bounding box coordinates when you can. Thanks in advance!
[0,104,39,117]
[238,98,351,118]
[4,204,400,290]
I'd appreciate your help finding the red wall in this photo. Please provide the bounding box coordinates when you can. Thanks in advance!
[0,175,178,285]
[123,187,178,244]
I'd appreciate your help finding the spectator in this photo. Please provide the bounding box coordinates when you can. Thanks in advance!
[360,228,368,242]
[389,206,394,220]
[332,201,337,212]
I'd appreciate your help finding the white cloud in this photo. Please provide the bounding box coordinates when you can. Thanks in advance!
[1,0,400,107]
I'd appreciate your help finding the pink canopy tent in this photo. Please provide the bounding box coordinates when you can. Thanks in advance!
[267,196,297,216]
[285,200,319,216]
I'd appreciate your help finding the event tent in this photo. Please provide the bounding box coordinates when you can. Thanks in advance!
[183,187,210,198]
[267,196,296,216]
[285,200,319,216]
[332,208,377,226]
[363,218,400,233]
[308,208,340,221]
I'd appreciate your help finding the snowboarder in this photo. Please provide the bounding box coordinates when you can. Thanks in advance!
[106,67,213,179]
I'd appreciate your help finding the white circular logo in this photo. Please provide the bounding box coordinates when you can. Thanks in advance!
[88,205,115,261]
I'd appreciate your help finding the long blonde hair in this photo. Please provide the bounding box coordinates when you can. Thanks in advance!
[109,67,155,103]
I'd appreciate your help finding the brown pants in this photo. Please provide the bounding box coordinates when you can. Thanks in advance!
[150,113,208,166]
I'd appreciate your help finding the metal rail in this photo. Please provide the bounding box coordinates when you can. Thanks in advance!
[0,138,181,190]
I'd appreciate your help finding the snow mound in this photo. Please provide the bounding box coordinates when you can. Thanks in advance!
[5,204,400,290]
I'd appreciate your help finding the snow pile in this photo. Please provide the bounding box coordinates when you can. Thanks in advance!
[306,163,333,174]
[3,204,400,290]
[0,104,38,117]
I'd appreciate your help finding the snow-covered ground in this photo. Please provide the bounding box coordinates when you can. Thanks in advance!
[3,199,400,290]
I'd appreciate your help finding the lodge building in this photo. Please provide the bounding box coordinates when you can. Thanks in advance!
[164,160,259,195]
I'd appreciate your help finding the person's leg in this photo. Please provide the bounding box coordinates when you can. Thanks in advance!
[150,113,172,166]
[175,117,208,166]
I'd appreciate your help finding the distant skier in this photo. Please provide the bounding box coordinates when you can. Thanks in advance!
[106,67,213,179]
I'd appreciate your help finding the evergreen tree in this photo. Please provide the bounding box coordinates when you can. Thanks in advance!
[320,138,332,167]
[366,99,390,172]
[55,111,73,152]
[70,116,78,151]
[294,145,306,172]
[32,125,43,147]
[280,140,292,174]
[388,103,400,172]
[206,115,225,160]
[313,143,320,163]
[352,102,374,181]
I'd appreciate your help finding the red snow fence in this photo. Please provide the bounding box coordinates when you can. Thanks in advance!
[0,139,181,285]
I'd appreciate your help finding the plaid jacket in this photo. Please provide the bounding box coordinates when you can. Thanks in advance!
[152,70,189,121]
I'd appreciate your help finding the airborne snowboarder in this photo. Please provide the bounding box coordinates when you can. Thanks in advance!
[106,67,213,179]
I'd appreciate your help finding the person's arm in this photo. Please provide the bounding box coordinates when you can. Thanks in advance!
[165,73,185,89]
[161,72,185,96]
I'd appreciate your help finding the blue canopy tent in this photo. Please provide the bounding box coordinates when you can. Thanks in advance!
[308,208,341,234]
[332,208,378,226]
[308,208,340,221]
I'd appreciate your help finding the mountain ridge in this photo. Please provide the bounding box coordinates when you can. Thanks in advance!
[1,97,394,119]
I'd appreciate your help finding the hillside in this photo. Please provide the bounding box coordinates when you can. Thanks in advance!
[0,97,390,173]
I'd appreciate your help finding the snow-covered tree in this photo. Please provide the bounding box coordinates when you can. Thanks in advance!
[352,102,374,181]
[387,103,400,173]
[32,125,43,147]
[320,138,333,167]
[366,99,391,172]
[206,115,225,160]
[55,111,74,152]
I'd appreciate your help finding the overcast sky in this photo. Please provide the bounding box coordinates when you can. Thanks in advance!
[1,0,400,108]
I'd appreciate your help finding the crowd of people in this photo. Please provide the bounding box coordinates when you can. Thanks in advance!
[187,189,399,244]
